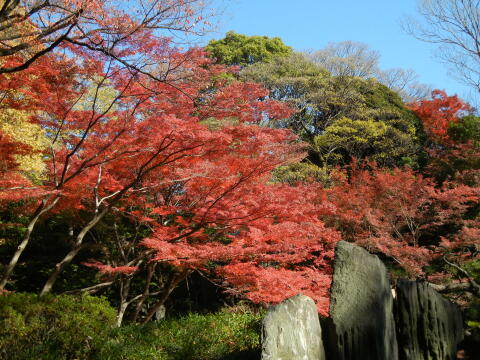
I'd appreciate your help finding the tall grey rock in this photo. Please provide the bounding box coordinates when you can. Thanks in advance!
[261,294,325,360]
[323,241,398,360]
[395,280,463,360]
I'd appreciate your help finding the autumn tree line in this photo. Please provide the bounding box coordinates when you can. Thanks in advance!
[0,0,478,342]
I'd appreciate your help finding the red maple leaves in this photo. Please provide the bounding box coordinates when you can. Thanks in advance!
[0,36,342,313]
[409,90,470,143]
[323,163,478,276]
[2,13,479,319]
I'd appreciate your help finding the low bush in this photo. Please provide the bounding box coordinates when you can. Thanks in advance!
[0,292,116,360]
[464,298,480,359]
[97,308,263,360]
[0,293,262,360]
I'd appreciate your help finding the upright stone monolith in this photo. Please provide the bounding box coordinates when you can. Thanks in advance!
[323,241,398,360]
[395,280,463,360]
[261,294,325,360]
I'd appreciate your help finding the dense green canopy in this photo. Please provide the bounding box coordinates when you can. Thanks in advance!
[241,53,424,167]
[205,31,293,66]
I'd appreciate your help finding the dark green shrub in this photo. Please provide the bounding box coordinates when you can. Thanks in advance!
[0,292,116,360]
[0,293,262,360]
[464,298,480,358]
[97,308,263,360]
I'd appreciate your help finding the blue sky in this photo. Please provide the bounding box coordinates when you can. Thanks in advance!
[202,0,475,104]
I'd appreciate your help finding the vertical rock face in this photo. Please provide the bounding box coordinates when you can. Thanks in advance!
[261,294,325,360]
[323,241,398,360]
[395,280,463,360]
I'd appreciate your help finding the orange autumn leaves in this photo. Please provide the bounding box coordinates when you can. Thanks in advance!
[409,90,470,143]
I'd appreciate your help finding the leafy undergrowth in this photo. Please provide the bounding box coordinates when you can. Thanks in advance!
[97,309,263,360]
[0,293,116,360]
[0,293,262,360]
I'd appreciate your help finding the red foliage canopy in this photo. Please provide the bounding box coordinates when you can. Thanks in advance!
[409,89,470,143]
[0,0,213,73]
[0,39,341,313]
[141,183,340,315]
[323,163,479,277]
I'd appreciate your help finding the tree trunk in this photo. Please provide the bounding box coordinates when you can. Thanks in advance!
[116,276,131,327]
[40,208,107,295]
[116,301,129,327]
[0,196,59,290]
[142,269,189,324]
[131,262,156,323]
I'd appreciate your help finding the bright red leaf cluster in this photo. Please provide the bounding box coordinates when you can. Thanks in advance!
[409,90,470,143]
[322,163,478,275]
[141,183,339,314]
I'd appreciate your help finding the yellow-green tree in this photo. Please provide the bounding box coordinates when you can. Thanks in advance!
[313,117,418,166]
[0,108,48,180]
[206,31,293,66]
[241,53,424,168]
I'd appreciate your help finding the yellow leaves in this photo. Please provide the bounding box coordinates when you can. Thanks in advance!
[272,162,331,185]
[200,116,239,131]
[73,77,119,114]
[313,117,417,166]
[0,108,48,180]
[314,117,387,154]
[0,2,44,55]
[327,117,388,139]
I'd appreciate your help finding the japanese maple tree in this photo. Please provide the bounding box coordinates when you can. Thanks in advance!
[138,181,340,318]
[409,90,480,296]
[69,81,340,319]
[409,89,471,143]
[85,178,340,322]
[320,161,479,297]
[0,32,345,320]
[0,0,213,73]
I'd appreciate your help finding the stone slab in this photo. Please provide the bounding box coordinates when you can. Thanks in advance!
[261,294,325,360]
[395,280,463,360]
[323,241,398,360]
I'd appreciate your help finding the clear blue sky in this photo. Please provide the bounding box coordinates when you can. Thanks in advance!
[202,0,475,104]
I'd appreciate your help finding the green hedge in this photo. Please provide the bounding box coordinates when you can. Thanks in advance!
[0,293,262,360]
[0,293,116,360]
[97,309,262,360]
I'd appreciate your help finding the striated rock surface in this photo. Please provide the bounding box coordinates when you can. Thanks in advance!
[261,294,325,360]
[322,241,398,360]
[395,280,463,360]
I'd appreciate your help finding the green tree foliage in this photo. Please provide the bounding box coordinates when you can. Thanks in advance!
[443,115,480,178]
[313,117,417,166]
[241,53,423,167]
[448,115,480,145]
[271,162,331,185]
[205,31,293,66]
[240,53,329,134]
